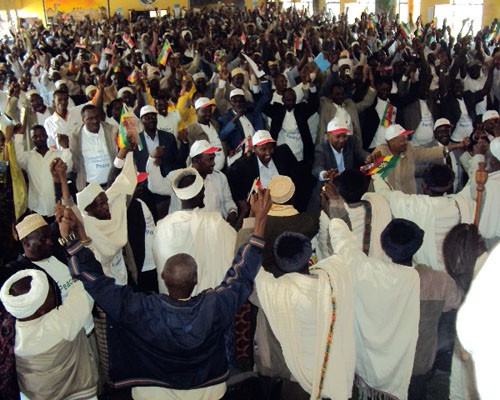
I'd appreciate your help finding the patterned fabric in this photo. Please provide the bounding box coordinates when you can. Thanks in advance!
[234,302,253,368]
[0,302,19,400]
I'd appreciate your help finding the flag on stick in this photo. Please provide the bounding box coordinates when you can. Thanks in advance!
[118,105,142,151]
[362,155,400,178]
[157,39,172,66]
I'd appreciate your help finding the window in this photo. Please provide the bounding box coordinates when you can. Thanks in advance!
[434,0,483,37]
[325,0,341,18]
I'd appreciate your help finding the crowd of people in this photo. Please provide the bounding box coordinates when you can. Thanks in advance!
[0,4,500,400]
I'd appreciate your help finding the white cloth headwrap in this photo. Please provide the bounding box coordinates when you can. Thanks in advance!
[0,269,49,319]
[77,183,104,214]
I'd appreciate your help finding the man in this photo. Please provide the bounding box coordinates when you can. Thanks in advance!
[218,87,270,153]
[75,150,137,285]
[44,89,82,150]
[318,81,376,145]
[431,118,465,192]
[237,175,319,277]
[70,104,118,191]
[133,105,188,175]
[329,217,420,400]
[153,168,237,295]
[482,109,500,139]
[255,232,355,400]
[373,124,466,194]
[58,188,271,399]
[148,140,238,224]
[318,169,392,261]
[11,124,72,218]
[468,137,500,249]
[154,96,180,137]
[21,90,54,149]
[186,97,225,171]
[373,163,475,271]
[313,111,370,180]
[0,269,97,400]
[226,130,298,205]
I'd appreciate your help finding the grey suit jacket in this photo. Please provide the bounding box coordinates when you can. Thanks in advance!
[70,122,118,191]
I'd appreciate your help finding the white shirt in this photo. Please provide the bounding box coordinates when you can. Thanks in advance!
[44,108,82,149]
[34,107,52,126]
[257,158,279,188]
[81,125,112,184]
[200,123,225,171]
[370,98,397,149]
[143,131,160,154]
[412,100,434,147]
[463,73,487,116]
[451,99,473,142]
[332,146,345,173]
[14,135,73,216]
[157,111,180,137]
[277,110,303,161]
[138,199,156,273]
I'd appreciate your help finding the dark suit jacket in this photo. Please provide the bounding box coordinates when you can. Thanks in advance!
[217,83,271,150]
[134,130,189,176]
[263,90,319,168]
[226,144,298,203]
[438,92,484,127]
[312,137,369,179]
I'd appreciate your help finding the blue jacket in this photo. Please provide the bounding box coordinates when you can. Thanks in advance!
[66,236,265,390]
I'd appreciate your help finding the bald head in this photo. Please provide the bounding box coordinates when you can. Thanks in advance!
[161,253,198,298]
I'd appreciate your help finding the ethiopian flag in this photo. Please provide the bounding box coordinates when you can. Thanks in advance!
[364,155,400,178]
[380,103,395,127]
[157,39,172,66]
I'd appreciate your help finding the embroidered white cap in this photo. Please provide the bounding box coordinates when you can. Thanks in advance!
[482,110,500,123]
[252,130,275,147]
[140,105,158,118]
[384,124,413,141]
[189,140,221,158]
[433,118,452,131]
[268,175,295,204]
[16,213,48,240]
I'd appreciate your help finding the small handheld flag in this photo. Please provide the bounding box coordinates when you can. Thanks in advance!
[122,33,135,49]
[118,105,142,151]
[157,39,172,66]
[362,155,400,178]
[380,103,394,128]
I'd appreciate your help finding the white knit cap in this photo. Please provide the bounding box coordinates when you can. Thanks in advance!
[76,183,104,213]
[172,168,204,200]
[490,137,500,161]
[16,214,48,240]
[117,87,134,98]
[0,269,49,319]
[385,124,413,141]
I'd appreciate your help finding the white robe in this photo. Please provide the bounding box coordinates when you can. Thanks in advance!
[330,218,420,400]
[457,245,500,400]
[255,256,356,400]
[373,174,474,271]
[153,208,236,295]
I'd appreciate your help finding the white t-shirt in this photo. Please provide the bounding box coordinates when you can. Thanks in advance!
[44,109,82,149]
[412,100,434,147]
[81,125,112,184]
[157,111,180,137]
[451,99,473,142]
[277,110,303,161]
[200,123,225,171]
[138,199,156,273]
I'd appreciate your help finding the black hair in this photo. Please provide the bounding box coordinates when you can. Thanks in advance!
[333,169,369,203]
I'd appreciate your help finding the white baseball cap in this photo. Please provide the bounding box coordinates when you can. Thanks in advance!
[230,88,245,99]
[384,124,413,141]
[252,130,275,147]
[194,97,214,110]
[433,118,452,131]
[482,110,500,123]
[140,105,158,118]
[327,115,350,135]
[189,140,221,158]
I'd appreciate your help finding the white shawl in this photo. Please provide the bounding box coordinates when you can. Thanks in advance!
[79,152,137,284]
[330,218,420,400]
[153,208,236,295]
[255,256,355,400]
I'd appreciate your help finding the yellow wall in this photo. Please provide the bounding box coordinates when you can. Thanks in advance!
[482,0,500,27]
[18,0,45,20]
